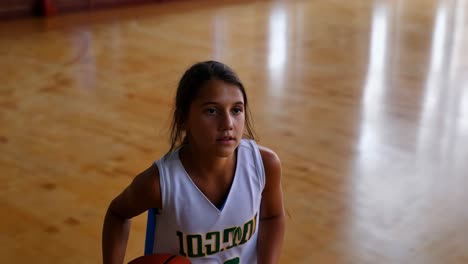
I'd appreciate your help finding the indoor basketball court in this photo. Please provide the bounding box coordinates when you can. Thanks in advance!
[1,0,467,263]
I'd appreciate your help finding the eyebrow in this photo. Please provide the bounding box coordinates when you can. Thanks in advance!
[201,101,244,106]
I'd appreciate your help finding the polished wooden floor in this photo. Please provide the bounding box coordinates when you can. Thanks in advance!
[1,0,468,263]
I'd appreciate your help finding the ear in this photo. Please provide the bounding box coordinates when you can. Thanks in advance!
[182,131,189,144]
[180,122,189,137]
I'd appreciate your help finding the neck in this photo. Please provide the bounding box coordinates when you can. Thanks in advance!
[180,144,236,179]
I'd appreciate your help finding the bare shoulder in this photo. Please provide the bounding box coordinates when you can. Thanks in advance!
[131,164,161,205]
[258,145,281,172]
[108,163,162,219]
[258,145,282,186]
[257,145,284,220]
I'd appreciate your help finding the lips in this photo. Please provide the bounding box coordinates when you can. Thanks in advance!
[217,136,234,141]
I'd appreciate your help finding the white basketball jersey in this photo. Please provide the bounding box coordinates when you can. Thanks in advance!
[152,139,265,264]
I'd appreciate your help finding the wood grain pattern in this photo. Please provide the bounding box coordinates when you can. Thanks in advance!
[1,0,468,263]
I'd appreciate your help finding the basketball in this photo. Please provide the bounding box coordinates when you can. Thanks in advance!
[128,253,191,264]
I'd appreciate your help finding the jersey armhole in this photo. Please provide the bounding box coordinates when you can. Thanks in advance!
[154,159,165,211]
[250,140,266,190]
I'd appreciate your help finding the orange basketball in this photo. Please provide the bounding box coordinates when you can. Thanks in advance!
[128,253,191,264]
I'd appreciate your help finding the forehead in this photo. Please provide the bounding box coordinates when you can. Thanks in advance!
[195,79,244,104]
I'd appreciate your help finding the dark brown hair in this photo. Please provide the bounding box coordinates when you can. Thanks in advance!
[169,61,257,153]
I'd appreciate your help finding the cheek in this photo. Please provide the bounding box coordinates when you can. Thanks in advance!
[199,116,217,126]
[193,116,218,133]
[235,115,246,128]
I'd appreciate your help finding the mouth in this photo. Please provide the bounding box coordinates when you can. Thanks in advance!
[216,136,235,142]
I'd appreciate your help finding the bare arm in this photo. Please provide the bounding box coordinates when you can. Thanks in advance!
[257,146,286,264]
[102,164,162,264]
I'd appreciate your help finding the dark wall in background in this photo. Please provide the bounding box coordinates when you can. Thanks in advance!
[0,0,36,19]
[0,0,168,19]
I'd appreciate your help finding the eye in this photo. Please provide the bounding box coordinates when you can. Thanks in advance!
[232,107,244,115]
[205,107,218,115]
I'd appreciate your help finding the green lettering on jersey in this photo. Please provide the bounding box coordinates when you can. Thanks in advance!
[240,219,253,245]
[223,227,237,249]
[176,213,258,259]
[187,234,205,258]
[176,231,187,256]
[205,231,220,255]
[232,227,243,247]
[224,257,240,264]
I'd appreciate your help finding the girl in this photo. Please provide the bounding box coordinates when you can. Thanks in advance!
[102,61,285,264]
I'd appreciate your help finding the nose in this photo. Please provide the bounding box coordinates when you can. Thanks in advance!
[220,112,233,131]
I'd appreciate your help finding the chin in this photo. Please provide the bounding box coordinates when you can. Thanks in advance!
[214,148,235,158]
[214,144,238,157]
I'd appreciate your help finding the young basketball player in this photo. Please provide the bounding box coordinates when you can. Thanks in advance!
[102,61,285,264]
